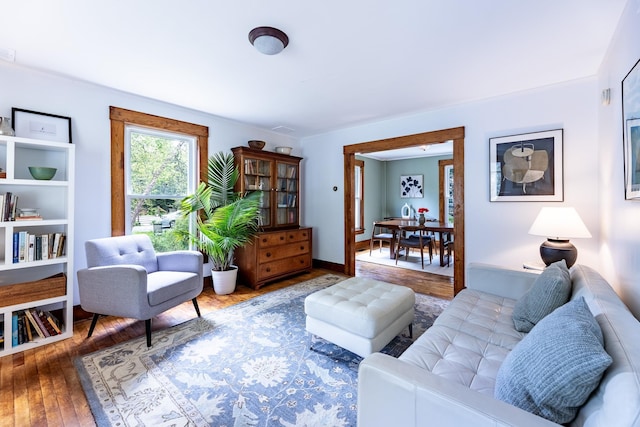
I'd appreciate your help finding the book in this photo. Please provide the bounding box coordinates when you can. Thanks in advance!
[15,215,43,221]
[45,312,62,334]
[24,309,45,339]
[31,310,51,337]
[41,234,49,260]
[56,234,66,257]
[24,312,33,342]
[35,235,42,261]
[12,313,18,346]
[37,310,57,336]
[27,234,35,262]
[18,231,28,262]
[12,232,19,263]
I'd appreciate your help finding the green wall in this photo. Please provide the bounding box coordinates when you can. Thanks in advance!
[355,154,452,242]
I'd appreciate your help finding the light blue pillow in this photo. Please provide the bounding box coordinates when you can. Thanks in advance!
[512,259,571,332]
[495,297,612,424]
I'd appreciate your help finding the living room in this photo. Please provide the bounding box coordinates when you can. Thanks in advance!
[1,1,639,425]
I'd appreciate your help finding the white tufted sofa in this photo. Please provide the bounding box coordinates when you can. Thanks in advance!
[357,263,640,427]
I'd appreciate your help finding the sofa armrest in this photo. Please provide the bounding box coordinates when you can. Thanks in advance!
[358,353,559,427]
[466,262,539,300]
[77,265,149,318]
[157,250,203,274]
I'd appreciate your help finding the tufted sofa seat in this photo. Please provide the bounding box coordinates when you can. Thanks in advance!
[358,263,640,427]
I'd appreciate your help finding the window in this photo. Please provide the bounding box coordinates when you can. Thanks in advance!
[110,107,208,251]
[125,126,196,251]
[354,159,365,234]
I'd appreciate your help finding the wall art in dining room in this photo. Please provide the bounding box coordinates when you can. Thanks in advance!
[489,129,563,202]
[400,174,423,198]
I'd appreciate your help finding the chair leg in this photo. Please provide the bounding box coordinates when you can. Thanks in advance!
[145,319,152,347]
[87,313,100,338]
[192,298,201,317]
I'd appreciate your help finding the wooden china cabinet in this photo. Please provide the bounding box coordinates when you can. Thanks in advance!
[231,146,312,289]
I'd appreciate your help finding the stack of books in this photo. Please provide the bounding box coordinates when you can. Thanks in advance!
[12,308,63,345]
[12,232,66,263]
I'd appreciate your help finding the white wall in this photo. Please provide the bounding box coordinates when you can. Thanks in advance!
[302,78,601,276]
[0,62,298,305]
[597,0,640,316]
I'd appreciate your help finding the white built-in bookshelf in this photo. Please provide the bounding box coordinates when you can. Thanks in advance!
[0,135,75,356]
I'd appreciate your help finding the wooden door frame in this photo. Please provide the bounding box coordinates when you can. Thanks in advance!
[343,127,465,295]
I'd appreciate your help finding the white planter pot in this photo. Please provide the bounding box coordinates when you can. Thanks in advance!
[211,266,238,295]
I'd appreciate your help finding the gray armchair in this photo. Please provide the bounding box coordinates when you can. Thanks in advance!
[77,234,203,347]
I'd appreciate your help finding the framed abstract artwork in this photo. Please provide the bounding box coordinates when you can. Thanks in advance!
[622,58,640,200]
[489,129,563,202]
[400,174,423,198]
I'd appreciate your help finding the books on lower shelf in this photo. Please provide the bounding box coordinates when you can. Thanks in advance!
[12,308,63,346]
[12,232,66,263]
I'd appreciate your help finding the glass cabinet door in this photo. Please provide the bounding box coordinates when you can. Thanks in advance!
[243,157,272,227]
[275,161,298,226]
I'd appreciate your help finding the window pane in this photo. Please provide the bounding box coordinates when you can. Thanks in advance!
[129,197,189,251]
[128,131,190,196]
[125,126,196,252]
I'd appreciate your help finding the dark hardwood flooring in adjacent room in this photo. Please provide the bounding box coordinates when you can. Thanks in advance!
[0,265,453,426]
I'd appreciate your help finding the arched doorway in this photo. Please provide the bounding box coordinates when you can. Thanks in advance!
[343,127,465,295]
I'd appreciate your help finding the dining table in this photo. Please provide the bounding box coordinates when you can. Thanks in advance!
[375,218,454,267]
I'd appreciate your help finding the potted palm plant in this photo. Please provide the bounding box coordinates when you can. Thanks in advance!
[180,151,261,294]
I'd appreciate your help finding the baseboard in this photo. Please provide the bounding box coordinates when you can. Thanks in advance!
[313,259,345,274]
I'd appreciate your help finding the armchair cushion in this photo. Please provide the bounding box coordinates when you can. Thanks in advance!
[147,271,200,306]
[512,259,571,332]
[85,234,159,273]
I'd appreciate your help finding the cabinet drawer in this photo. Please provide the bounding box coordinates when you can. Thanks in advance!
[285,229,310,243]
[258,255,311,279]
[258,241,309,263]
[257,232,288,247]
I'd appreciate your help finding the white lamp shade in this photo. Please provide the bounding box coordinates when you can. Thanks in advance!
[528,207,592,239]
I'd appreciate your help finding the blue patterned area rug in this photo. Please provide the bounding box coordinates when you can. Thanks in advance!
[75,274,449,426]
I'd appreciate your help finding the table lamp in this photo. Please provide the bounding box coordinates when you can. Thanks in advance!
[528,207,591,268]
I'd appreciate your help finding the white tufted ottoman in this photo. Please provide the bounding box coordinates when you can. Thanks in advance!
[304,277,415,358]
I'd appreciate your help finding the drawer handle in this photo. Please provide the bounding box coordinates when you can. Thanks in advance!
[280,236,285,241]
[262,238,268,243]
[300,246,304,250]
[266,252,271,257]
[266,267,271,272]
[299,259,305,264]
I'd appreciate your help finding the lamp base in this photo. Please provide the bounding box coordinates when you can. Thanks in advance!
[539,239,577,268]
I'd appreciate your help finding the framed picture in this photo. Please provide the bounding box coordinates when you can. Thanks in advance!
[489,129,563,202]
[622,58,640,200]
[11,108,72,143]
[400,174,423,198]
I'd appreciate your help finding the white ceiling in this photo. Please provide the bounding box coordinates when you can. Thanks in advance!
[0,1,628,139]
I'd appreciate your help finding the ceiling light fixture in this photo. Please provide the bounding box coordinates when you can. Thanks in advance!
[249,26,289,55]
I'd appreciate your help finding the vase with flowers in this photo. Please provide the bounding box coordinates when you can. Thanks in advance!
[417,207,429,225]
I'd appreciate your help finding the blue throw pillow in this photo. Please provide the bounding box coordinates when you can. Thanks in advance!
[495,297,612,424]
[512,259,571,332]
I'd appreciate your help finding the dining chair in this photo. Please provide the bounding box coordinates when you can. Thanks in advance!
[370,221,394,255]
[395,226,433,269]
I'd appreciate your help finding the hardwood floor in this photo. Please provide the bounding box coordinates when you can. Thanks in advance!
[0,265,452,426]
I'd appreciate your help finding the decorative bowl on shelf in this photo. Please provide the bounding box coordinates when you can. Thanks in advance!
[248,140,266,150]
[275,146,292,155]
[28,166,57,180]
